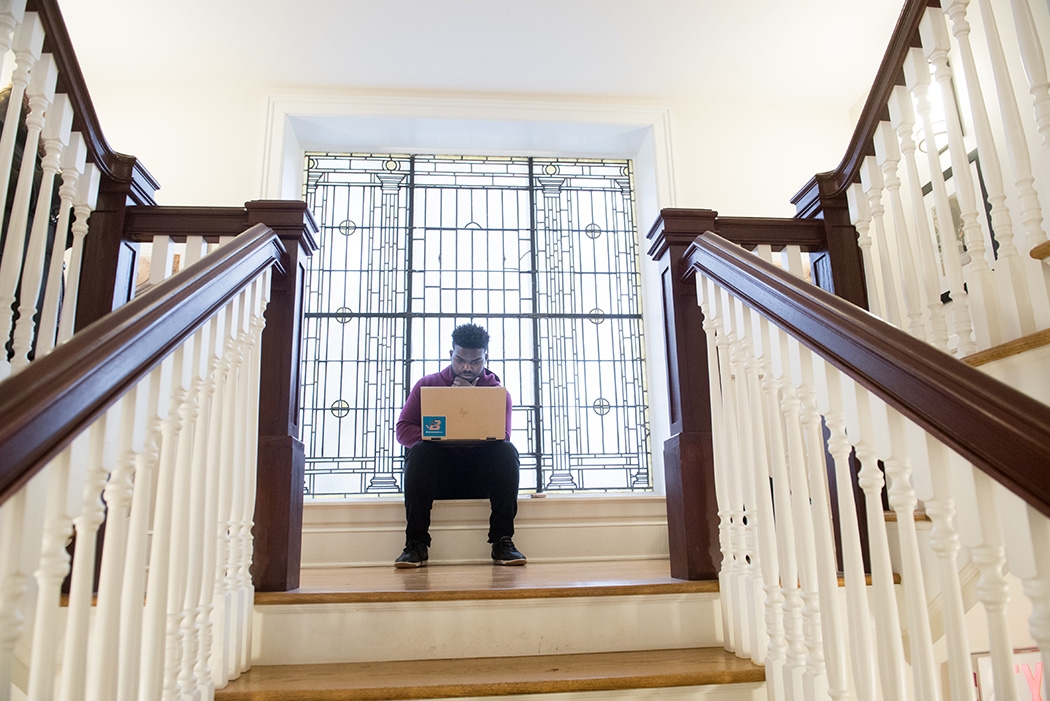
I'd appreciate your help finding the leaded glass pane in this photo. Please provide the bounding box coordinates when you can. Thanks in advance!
[300,154,650,498]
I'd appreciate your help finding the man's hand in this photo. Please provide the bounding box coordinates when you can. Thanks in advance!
[451,376,477,387]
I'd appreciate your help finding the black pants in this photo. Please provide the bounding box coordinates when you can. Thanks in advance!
[403,440,520,545]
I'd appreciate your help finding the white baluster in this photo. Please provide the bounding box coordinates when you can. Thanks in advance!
[708,276,747,657]
[773,333,828,701]
[724,289,763,662]
[160,332,207,701]
[811,358,877,701]
[1017,506,1050,701]
[921,7,1003,348]
[196,303,231,700]
[697,275,735,654]
[36,131,85,356]
[0,12,42,253]
[0,1,27,78]
[176,316,217,701]
[0,490,28,701]
[874,404,939,699]
[1007,0,1050,146]
[25,445,76,701]
[139,343,192,700]
[238,274,269,675]
[116,367,171,701]
[211,295,243,687]
[912,437,973,701]
[86,380,149,701]
[225,289,252,681]
[975,0,1050,326]
[887,86,950,351]
[11,93,73,370]
[764,318,807,701]
[860,156,904,329]
[56,164,100,344]
[950,456,1019,701]
[0,50,55,378]
[730,293,772,667]
[58,409,119,701]
[993,481,1050,701]
[739,289,784,677]
[841,382,907,701]
[753,245,797,701]
[874,121,927,339]
[944,0,1036,337]
[904,47,977,356]
[792,341,848,700]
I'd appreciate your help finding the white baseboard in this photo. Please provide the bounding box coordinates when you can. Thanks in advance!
[301,494,670,568]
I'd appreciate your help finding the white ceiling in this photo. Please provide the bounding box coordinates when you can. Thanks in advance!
[57,0,905,108]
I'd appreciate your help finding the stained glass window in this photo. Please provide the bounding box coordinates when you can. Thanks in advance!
[300,154,650,497]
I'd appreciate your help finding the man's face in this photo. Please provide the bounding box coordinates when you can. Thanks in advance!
[450,344,487,384]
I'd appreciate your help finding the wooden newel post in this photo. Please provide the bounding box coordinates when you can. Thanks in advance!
[73,159,159,330]
[793,174,868,308]
[247,200,318,592]
[646,208,720,580]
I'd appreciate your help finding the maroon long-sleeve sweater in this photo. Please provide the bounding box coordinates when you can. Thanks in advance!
[395,365,513,447]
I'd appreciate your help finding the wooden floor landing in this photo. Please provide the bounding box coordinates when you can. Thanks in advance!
[255,559,720,605]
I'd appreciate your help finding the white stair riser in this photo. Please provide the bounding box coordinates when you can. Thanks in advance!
[302,497,671,567]
[252,592,721,664]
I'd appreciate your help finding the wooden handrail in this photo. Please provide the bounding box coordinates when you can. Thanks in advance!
[792,0,929,217]
[0,224,287,505]
[683,230,1050,519]
[29,0,159,204]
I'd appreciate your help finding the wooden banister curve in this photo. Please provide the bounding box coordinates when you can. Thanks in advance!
[683,231,1050,519]
[0,224,287,505]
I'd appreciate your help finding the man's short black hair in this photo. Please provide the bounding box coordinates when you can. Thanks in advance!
[451,323,489,350]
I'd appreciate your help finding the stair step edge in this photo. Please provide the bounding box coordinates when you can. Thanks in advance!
[217,647,765,700]
[255,580,719,605]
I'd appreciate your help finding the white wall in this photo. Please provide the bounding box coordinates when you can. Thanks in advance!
[87,85,855,217]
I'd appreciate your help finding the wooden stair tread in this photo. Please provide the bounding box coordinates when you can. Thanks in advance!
[216,647,764,700]
[256,560,718,605]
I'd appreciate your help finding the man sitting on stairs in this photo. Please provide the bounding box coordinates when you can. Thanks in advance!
[394,323,527,568]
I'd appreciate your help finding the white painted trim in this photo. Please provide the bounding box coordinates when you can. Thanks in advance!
[260,92,678,495]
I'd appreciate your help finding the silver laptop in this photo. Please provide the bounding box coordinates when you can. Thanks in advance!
[419,386,507,441]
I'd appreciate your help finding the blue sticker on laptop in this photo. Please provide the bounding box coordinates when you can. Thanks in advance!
[422,416,446,437]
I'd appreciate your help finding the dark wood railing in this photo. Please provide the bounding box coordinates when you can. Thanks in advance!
[686,229,1050,518]
[0,224,286,502]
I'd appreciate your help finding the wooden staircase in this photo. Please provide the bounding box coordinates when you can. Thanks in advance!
[218,560,764,700]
